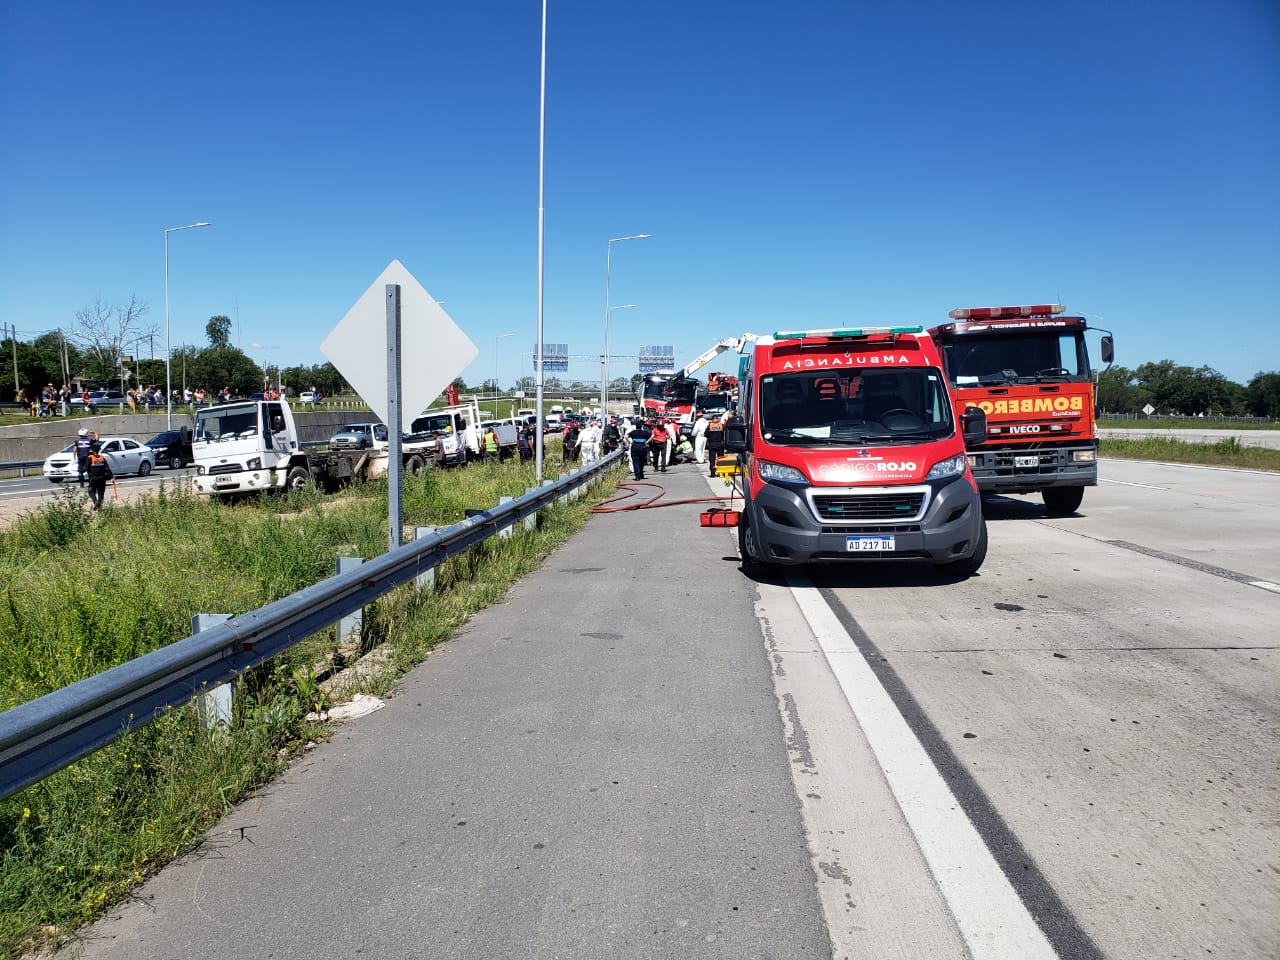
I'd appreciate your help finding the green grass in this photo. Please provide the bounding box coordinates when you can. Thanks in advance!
[1101,435,1280,471]
[0,456,621,958]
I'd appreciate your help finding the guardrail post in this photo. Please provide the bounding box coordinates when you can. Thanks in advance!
[524,487,539,531]
[192,614,233,730]
[414,528,437,591]
[498,497,514,539]
[558,473,569,506]
[337,557,364,642]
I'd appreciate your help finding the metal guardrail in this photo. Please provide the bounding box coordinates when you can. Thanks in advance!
[0,449,624,800]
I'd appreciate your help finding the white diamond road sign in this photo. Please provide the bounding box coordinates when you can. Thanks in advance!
[322,260,478,426]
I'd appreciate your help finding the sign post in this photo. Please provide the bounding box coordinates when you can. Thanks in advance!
[386,284,403,551]
[323,260,478,554]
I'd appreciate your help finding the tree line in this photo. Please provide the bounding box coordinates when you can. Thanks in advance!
[3,297,350,403]
[1099,363,1280,419]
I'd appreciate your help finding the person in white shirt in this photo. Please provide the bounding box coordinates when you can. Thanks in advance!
[691,413,709,463]
[580,420,601,464]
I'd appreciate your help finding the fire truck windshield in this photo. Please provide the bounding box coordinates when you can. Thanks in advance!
[757,369,953,445]
[640,375,697,407]
[942,331,1089,386]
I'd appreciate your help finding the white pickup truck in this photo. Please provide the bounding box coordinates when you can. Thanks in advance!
[404,400,517,465]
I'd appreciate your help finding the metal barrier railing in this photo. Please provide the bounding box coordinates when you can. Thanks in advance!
[0,449,623,800]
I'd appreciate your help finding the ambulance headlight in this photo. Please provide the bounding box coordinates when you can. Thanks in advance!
[757,460,808,486]
[926,453,967,480]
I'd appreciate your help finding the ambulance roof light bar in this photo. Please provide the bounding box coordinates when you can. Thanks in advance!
[773,325,924,340]
[948,304,1064,320]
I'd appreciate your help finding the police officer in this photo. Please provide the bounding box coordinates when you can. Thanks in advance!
[74,428,93,485]
[628,419,652,480]
[85,441,113,510]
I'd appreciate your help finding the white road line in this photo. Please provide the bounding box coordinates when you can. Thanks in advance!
[1100,478,1168,490]
[787,574,1059,960]
[1249,580,1280,594]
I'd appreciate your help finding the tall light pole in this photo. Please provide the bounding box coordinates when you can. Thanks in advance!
[494,331,514,394]
[164,221,210,428]
[602,234,650,421]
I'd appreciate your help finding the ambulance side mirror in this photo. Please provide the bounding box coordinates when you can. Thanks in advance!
[724,422,748,452]
[962,406,987,445]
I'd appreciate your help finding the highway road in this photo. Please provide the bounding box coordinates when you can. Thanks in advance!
[47,460,1280,959]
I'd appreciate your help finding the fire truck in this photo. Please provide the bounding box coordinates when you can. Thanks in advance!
[928,304,1114,515]
[636,336,748,421]
[725,324,989,575]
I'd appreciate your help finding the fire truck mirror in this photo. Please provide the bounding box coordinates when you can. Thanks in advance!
[1100,335,1114,365]
[724,421,749,452]
[962,405,987,445]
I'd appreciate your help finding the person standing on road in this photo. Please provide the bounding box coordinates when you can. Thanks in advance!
[706,415,725,477]
[85,441,113,511]
[691,412,708,463]
[628,420,652,480]
[74,428,93,486]
[648,420,669,473]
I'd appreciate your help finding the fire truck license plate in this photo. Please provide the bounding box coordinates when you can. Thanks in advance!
[847,536,895,552]
[1014,456,1039,468]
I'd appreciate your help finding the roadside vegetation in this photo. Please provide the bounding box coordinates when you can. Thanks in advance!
[1101,435,1280,471]
[0,456,619,958]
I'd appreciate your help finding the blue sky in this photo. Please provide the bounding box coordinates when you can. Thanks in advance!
[2,0,1277,392]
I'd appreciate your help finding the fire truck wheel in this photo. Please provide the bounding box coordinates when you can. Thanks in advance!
[285,466,311,491]
[938,518,988,577]
[1042,486,1084,516]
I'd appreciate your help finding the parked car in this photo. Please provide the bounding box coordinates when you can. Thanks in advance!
[68,389,129,409]
[43,436,156,483]
[145,428,194,469]
[298,390,321,404]
[329,422,388,450]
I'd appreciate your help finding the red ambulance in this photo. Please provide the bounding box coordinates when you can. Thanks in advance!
[724,325,989,575]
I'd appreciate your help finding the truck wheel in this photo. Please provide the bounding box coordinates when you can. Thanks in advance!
[938,518,988,577]
[406,454,426,476]
[1042,487,1084,516]
[737,511,775,576]
[286,466,311,491]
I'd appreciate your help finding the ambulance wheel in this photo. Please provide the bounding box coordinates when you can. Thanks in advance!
[938,518,987,577]
[286,466,311,491]
[1042,487,1084,516]
[738,511,774,576]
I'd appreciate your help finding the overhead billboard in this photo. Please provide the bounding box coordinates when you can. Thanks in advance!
[639,344,675,373]
[535,342,569,373]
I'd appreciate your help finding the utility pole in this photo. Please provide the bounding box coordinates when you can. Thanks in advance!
[9,324,19,397]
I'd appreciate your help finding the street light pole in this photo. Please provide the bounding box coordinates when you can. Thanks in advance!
[494,331,514,396]
[602,234,650,421]
[164,221,210,429]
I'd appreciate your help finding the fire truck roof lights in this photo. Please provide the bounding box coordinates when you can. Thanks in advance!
[948,305,1065,320]
[773,325,924,340]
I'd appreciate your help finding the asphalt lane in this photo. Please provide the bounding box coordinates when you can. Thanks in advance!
[805,459,1280,958]
[63,462,830,960]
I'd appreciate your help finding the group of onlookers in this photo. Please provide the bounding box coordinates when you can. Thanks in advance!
[18,383,244,417]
